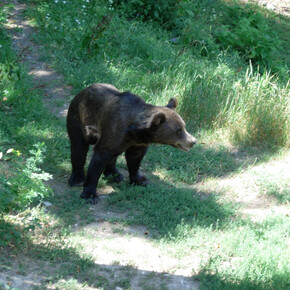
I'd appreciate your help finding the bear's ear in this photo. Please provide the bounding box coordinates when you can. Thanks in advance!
[166,98,178,110]
[150,112,166,128]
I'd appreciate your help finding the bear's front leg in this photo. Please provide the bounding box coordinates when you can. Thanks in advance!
[125,146,149,186]
[81,151,112,204]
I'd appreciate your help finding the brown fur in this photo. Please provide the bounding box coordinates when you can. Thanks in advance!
[67,83,197,203]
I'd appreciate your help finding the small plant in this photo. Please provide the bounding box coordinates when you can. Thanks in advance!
[0,142,52,214]
[82,14,113,55]
[0,219,21,247]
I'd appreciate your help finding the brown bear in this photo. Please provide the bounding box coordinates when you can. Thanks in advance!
[67,83,197,203]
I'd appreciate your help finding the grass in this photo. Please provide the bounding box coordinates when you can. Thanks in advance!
[26,0,289,147]
[199,216,290,289]
[1,0,290,289]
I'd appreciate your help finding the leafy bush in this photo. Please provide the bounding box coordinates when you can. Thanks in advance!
[111,0,179,24]
[214,5,283,70]
[0,143,52,214]
[170,1,288,75]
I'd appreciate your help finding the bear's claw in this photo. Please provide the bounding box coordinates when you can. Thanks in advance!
[69,172,85,187]
[130,174,149,186]
[90,194,100,204]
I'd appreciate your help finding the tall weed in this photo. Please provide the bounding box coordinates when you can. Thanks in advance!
[222,67,290,147]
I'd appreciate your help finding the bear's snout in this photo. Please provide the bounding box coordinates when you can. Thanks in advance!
[189,136,198,147]
[176,131,198,152]
[185,132,198,149]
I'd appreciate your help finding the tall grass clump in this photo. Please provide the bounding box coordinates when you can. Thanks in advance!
[220,67,290,148]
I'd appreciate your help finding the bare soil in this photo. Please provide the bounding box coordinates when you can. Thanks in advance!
[5,1,70,118]
[244,0,290,16]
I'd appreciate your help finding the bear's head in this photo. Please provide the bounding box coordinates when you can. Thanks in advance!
[149,98,198,151]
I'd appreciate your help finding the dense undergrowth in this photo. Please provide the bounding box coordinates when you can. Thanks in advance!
[0,0,290,289]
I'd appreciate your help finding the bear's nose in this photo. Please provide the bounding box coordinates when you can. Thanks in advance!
[190,137,198,147]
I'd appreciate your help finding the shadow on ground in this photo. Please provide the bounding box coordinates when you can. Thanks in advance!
[0,225,199,289]
[36,138,277,240]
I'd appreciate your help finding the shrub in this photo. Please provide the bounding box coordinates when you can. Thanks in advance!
[172,1,287,75]
[111,0,179,24]
[0,143,52,214]
[214,6,283,70]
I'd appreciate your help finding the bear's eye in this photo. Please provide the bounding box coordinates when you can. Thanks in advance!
[176,128,182,135]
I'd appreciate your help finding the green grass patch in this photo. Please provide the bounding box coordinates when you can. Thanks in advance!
[257,173,290,204]
[197,216,290,289]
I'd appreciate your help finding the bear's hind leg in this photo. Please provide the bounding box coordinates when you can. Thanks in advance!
[68,120,89,186]
[125,146,149,186]
[103,156,124,183]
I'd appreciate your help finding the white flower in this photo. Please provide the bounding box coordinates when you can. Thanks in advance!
[82,5,86,8]
[63,1,66,3]
[0,45,2,48]
[55,0,58,3]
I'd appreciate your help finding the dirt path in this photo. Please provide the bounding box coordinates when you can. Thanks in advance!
[245,0,290,16]
[2,2,200,289]
[259,0,290,16]
[5,0,70,117]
